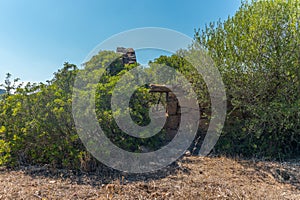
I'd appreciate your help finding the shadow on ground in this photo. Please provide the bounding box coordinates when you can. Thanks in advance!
[15,159,189,187]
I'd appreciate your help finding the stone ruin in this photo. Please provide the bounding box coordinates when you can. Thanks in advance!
[116,47,137,65]
[149,84,181,140]
[113,48,207,145]
[149,84,208,143]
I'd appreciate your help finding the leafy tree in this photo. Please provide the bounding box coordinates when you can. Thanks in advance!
[1,0,299,170]
[0,63,85,168]
[0,52,165,169]
[195,0,300,158]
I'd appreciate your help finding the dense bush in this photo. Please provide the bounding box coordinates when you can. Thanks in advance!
[195,0,300,158]
[0,64,84,168]
[0,0,299,171]
[0,52,163,169]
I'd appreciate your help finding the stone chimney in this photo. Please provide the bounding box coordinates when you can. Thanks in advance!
[116,47,137,65]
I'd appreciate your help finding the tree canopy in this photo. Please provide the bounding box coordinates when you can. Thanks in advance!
[0,0,299,170]
[195,0,300,158]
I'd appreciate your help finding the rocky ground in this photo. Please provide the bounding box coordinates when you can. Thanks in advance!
[0,156,299,199]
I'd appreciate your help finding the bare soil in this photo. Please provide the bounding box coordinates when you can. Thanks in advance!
[0,156,299,199]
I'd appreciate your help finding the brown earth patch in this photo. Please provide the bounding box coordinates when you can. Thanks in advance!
[0,156,299,199]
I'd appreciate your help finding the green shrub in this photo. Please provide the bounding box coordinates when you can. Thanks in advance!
[195,0,300,159]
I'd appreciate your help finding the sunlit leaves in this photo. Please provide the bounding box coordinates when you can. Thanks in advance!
[195,0,300,158]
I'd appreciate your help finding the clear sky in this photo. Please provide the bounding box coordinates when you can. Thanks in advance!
[0,0,241,84]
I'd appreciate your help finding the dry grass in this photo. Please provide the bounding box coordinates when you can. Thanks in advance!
[0,156,299,199]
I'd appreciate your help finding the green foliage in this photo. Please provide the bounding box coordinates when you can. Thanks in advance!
[0,63,84,168]
[149,53,211,116]
[92,53,167,152]
[0,51,165,169]
[0,0,299,171]
[195,0,300,158]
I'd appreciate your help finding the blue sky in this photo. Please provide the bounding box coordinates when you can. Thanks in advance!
[0,0,241,84]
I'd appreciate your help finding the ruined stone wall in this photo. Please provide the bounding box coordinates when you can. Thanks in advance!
[116,47,137,65]
[164,92,181,140]
[149,84,181,140]
[149,84,209,141]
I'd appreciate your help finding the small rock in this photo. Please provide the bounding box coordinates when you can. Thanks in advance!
[185,150,191,156]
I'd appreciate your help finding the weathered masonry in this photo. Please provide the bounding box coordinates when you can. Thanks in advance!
[149,84,182,140]
[116,47,137,65]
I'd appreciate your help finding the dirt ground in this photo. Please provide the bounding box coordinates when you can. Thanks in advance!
[0,156,299,200]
